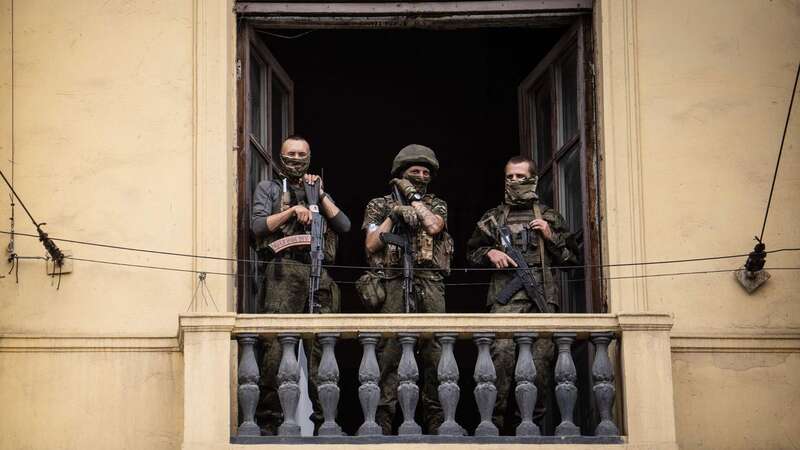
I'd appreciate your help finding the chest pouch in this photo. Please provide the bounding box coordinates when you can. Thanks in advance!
[414,230,435,264]
[432,231,454,274]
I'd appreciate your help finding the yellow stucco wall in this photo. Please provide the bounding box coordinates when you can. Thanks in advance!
[0,348,183,450]
[636,0,800,332]
[0,1,207,449]
[672,351,800,450]
[0,0,197,336]
[631,0,800,449]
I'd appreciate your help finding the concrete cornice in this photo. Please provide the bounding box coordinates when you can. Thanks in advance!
[0,335,180,352]
[617,312,674,332]
[671,330,800,353]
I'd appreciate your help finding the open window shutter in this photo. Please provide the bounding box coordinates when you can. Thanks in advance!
[237,23,295,313]
[518,18,601,313]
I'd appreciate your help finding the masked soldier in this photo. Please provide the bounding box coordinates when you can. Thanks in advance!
[466,155,579,434]
[360,144,454,435]
[250,135,351,435]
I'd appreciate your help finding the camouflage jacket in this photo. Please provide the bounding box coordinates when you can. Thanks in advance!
[250,179,339,262]
[362,193,453,278]
[466,202,579,309]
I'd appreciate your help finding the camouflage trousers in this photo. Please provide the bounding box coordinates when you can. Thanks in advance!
[255,258,340,435]
[376,273,445,435]
[490,299,556,434]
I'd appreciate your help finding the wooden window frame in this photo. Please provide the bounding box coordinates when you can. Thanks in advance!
[235,8,602,313]
[518,17,603,313]
[236,23,295,313]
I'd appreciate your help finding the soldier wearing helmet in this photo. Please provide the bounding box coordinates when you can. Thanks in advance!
[359,144,455,435]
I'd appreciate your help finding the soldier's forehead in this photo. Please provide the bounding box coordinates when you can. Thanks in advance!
[505,162,530,172]
[282,140,310,153]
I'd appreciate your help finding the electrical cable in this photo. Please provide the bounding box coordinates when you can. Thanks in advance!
[0,170,65,267]
[62,254,800,286]
[7,0,15,264]
[2,230,798,273]
[759,60,799,242]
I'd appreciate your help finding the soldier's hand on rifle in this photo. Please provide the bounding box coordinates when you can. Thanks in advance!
[529,219,554,241]
[389,205,418,228]
[487,249,518,269]
[303,174,324,194]
[293,205,312,225]
[390,178,418,201]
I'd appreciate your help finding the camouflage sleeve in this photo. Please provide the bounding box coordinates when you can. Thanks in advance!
[541,207,580,266]
[466,209,498,267]
[251,180,280,239]
[429,197,448,224]
[362,197,388,230]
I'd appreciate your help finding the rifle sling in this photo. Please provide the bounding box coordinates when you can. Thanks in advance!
[532,201,549,311]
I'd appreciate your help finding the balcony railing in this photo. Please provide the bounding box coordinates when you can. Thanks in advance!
[179,313,678,450]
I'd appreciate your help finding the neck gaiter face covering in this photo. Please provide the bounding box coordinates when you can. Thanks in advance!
[280,154,310,180]
[504,176,538,206]
[403,173,430,195]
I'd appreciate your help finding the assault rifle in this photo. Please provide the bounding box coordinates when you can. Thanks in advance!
[494,223,553,313]
[304,180,324,314]
[379,185,415,313]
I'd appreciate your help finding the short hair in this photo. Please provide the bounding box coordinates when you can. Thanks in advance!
[284,134,310,151]
[505,155,537,177]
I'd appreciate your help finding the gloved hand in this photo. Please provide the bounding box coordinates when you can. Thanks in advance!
[390,178,419,202]
[389,205,419,228]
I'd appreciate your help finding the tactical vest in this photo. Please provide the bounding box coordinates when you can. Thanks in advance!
[491,203,559,308]
[257,180,338,262]
[380,194,453,274]
[503,208,542,266]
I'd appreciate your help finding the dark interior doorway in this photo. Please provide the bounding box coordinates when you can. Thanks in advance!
[261,27,564,314]
[254,27,590,436]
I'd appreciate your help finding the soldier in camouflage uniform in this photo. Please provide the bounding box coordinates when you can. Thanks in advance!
[466,155,578,434]
[361,144,454,435]
[250,135,351,435]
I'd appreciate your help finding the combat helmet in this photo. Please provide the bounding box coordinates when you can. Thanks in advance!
[391,144,440,177]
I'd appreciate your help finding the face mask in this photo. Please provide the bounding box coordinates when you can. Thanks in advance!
[280,154,310,179]
[504,176,538,206]
[403,172,430,195]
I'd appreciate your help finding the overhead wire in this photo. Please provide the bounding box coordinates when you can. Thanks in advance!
[759,60,799,242]
[2,229,798,273]
[61,254,800,287]
[6,0,15,264]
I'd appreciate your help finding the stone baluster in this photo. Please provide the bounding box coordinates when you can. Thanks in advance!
[397,333,422,435]
[436,333,464,436]
[236,334,261,437]
[553,333,580,436]
[473,333,499,436]
[514,333,540,436]
[591,332,620,436]
[276,333,301,436]
[317,333,342,436]
[357,333,382,436]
